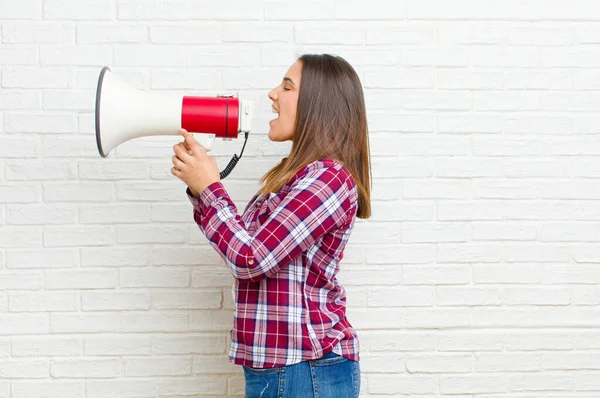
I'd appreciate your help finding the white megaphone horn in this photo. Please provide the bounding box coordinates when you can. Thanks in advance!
[94,66,253,179]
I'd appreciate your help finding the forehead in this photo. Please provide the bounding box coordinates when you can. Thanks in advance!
[284,61,302,82]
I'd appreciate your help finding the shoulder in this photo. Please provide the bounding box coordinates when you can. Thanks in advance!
[286,158,356,192]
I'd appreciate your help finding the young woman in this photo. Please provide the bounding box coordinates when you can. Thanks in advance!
[171,54,372,398]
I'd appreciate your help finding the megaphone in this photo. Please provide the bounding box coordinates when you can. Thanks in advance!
[94,66,253,179]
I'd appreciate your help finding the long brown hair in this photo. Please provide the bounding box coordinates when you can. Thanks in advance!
[256,54,372,219]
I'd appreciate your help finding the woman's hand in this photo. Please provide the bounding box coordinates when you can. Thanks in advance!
[171,129,220,197]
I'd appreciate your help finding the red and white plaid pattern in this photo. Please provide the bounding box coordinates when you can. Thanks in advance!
[188,159,360,368]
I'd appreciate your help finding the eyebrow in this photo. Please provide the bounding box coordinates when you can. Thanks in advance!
[283,77,296,86]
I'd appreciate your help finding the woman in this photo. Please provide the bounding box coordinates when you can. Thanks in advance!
[171,54,372,398]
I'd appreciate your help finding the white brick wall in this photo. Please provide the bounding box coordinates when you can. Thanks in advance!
[2,0,600,397]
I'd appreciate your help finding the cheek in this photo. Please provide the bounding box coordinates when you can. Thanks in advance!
[283,103,297,126]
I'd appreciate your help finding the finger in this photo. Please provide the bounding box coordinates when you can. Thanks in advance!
[175,141,193,156]
[173,143,193,163]
[176,142,194,156]
[181,131,204,157]
[172,154,186,171]
[178,129,195,152]
[171,166,182,178]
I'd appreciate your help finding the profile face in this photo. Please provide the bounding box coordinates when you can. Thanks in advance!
[267,60,302,142]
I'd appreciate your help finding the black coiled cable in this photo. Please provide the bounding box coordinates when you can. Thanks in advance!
[219,132,249,179]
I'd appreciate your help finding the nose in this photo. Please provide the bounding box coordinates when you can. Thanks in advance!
[268,87,277,102]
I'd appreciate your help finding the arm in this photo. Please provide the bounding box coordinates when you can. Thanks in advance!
[188,166,354,282]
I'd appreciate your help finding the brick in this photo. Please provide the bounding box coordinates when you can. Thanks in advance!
[222,23,294,43]
[50,358,121,378]
[4,112,76,133]
[120,267,189,288]
[0,185,39,203]
[334,0,404,19]
[117,181,184,201]
[0,226,42,248]
[536,0,600,20]
[9,291,79,312]
[403,47,468,67]
[152,290,221,309]
[368,374,436,394]
[157,376,227,396]
[117,224,186,244]
[472,222,538,241]
[40,46,111,66]
[151,202,193,224]
[45,270,118,290]
[114,44,185,67]
[473,264,541,284]
[50,313,118,333]
[370,156,433,178]
[367,287,434,307]
[1,0,41,18]
[6,159,77,180]
[187,0,263,20]
[189,310,231,332]
[78,159,150,180]
[153,335,227,355]
[186,45,261,67]
[85,380,156,398]
[84,335,152,356]
[120,312,188,332]
[6,204,78,225]
[0,314,48,335]
[408,0,535,20]
[438,24,504,44]
[265,1,334,20]
[11,381,84,397]
[81,291,151,311]
[401,222,469,243]
[366,245,435,264]
[0,272,42,290]
[367,25,434,44]
[42,91,95,111]
[80,203,152,224]
[0,91,39,110]
[508,374,574,391]
[369,201,434,222]
[43,182,114,202]
[43,0,115,20]
[150,69,221,90]
[439,374,508,394]
[407,353,473,373]
[12,336,82,357]
[476,352,541,372]
[43,225,115,247]
[2,67,72,89]
[77,23,148,44]
[295,23,364,44]
[124,356,192,376]
[149,24,220,44]
[81,246,149,267]
[2,22,74,43]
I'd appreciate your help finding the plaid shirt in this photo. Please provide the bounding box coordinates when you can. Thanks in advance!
[187,158,360,368]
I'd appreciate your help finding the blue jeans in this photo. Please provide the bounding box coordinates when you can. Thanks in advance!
[243,351,360,398]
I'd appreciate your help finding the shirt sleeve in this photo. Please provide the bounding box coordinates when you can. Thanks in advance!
[187,166,354,282]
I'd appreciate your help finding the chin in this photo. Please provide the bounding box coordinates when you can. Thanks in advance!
[268,131,283,142]
[268,126,294,142]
